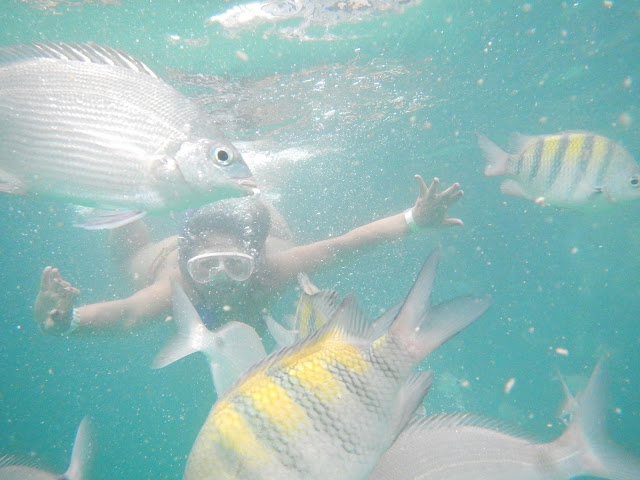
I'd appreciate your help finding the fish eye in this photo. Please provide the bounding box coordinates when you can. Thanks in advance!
[211,147,233,166]
[630,176,640,188]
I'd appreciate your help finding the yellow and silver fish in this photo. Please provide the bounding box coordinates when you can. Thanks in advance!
[478,131,640,207]
[264,273,341,349]
[183,248,491,480]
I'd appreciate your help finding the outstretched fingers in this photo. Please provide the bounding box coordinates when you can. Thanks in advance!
[440,182,463,200]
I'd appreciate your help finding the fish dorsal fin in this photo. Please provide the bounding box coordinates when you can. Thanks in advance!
[0,454,43,469]
[507,132,538,153]
[299,288,341,335]
[327,294,375,341]
[0,42,159,78]
[403,412,537,441]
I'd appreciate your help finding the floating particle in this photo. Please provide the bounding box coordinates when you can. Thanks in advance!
[555,347,569,356]
[618,112,632,126]
[504,377,516,394]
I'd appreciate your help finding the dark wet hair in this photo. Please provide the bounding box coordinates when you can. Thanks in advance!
[178,197,271,275]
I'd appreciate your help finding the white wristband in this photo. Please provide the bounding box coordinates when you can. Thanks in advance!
[404,209,420,234]
[62,308,80,336]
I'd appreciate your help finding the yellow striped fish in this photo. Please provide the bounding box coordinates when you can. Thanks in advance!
[183,248,491,480]
[264,273,341,349]
[478,131,640,207]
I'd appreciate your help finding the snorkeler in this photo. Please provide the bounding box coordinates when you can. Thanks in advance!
[33,175,463,336]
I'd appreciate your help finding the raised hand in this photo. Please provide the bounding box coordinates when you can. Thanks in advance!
[410,175,464,228]
[34,267,81,335]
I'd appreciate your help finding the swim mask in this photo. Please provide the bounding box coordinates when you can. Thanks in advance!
[187,251,255,284]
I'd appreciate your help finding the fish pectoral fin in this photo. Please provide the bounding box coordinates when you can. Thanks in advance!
[499,179,529,199]
[74,210,146,230]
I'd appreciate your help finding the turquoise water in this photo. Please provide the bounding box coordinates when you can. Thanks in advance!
[1,1,639,478]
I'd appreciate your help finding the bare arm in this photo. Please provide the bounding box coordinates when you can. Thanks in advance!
[75,279,173,332]
[264,176,463,284]
[34,267,173,335]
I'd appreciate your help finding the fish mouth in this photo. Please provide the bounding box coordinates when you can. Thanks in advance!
[238,178,261,196]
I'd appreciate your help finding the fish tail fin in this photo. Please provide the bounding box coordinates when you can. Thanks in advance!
[63,417,93,480]
[557,357,640,480]
[152,280,208,370]
[388,248,491,360]
[153,280,266,395]
[477,133,509,176]
[555,367,579,424]
[264,314,297,349]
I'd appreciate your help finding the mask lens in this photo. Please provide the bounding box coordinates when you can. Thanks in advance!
[222,256,254,281]
[187,255,223,284]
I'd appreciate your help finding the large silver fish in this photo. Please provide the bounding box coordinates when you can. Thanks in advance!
[182,248,491,480]
[0,417,91,480]
[0,42,255,228]
[368,358,640,480]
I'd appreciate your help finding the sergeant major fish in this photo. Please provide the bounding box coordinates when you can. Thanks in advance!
[478,131,640,208]
[0,417,91,480]
[183,248,491,480]
[264,273,341,349]
[0,42,256,229]
[368,358,640,480]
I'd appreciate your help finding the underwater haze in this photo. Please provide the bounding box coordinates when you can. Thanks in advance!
[1,1,639,479]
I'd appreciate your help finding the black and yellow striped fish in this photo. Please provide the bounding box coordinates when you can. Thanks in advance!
[182,249,491,480]
[478,131,640,207]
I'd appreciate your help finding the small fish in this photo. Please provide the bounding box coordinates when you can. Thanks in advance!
[368,358,640,480]
[0,42,256,229]
[152,279,266,395]
[0,417,92,480]
[206,0,422,40]
[478,131,640,207]
[264,273,341,348]
[266,273,403,349]
[183,248,491,480]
